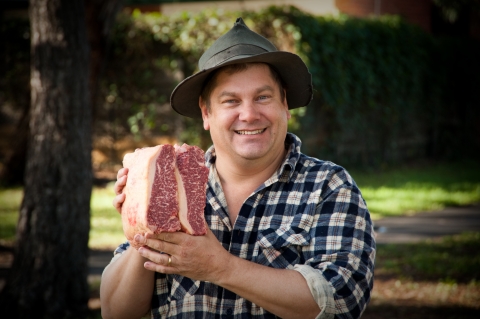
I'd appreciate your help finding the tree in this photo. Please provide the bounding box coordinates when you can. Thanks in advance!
[85,0,124,119]
[0,0,92,317]
[0,0,123,186]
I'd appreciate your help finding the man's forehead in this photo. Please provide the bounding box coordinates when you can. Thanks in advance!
[217,63,278,85]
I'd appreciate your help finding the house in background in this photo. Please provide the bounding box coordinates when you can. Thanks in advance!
[1,0,478,39]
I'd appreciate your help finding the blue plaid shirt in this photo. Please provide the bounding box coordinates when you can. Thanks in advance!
[111,133,375,319]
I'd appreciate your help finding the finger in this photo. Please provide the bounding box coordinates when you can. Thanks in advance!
[134,233,147,245]
[112,193,126,213]
[144,260,176,274]
[116,167,129,180]
[114,175,128,195]
[143,260,176,274]
[143,233,177,255]
[147,231,187,245]
[138,247,170,266]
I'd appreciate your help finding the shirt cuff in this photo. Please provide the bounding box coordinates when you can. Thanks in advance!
[293,264,335,319]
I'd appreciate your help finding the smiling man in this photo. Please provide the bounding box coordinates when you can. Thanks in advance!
[101,18,375,319]
[202,63,289,163]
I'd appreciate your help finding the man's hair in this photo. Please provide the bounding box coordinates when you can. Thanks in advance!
[200,63,287,112]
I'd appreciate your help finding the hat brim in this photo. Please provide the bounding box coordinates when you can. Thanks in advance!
[170,51,313,118]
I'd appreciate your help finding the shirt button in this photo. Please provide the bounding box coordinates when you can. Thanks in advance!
[226,308,233,315]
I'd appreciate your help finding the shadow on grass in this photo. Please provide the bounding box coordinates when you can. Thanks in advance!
[375,232,480,284]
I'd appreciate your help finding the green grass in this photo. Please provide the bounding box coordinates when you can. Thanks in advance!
[351,161,480,219]
[89,185,126,249]
[0,184,125,249]
[0,187,23,243]
[376,232,480,284]
[1,161,479,249]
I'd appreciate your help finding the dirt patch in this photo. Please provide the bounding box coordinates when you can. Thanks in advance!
[363,278,480,318]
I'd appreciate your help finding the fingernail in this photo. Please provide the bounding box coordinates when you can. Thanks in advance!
[134,234,144,242]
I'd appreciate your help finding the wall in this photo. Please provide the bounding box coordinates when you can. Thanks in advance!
[335,0,432,32]
[128,0,339,16]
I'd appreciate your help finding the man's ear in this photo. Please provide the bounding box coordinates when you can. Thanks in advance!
[199,97,210,131]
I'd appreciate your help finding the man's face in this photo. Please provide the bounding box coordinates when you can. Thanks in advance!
[200,63,291,163]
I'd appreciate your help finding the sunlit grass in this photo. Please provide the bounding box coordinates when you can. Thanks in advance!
[351,161,480,219]
[361,184,480,219]
[89,185,125,249]
[0,185,125,249]
[0,187,22,243]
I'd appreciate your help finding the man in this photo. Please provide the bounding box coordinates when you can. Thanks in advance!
[101,18,375,319]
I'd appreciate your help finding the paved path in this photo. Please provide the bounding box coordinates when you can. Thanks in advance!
[88,249,115,277]
[374,204,480,244]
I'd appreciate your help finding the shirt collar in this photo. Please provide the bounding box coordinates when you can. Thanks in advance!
[279,132,302,181]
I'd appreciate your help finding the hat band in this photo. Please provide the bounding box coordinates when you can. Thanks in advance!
[202,44,269,70]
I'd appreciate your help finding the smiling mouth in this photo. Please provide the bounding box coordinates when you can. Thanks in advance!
[235,129,266,135]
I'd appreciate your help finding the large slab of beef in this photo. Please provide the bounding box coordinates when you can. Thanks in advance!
[121,144,209,248]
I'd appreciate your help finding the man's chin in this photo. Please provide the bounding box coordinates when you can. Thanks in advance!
[234,148,269,161]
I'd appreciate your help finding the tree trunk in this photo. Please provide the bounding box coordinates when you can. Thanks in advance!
[0,0,92,317]
[85,0,124,120]
[0,1,123,187]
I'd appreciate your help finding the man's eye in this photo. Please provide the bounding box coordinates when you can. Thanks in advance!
[257,95,269,101]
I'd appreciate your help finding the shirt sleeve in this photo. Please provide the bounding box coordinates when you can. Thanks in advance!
[294,167,376,319]
[293,264,335,319]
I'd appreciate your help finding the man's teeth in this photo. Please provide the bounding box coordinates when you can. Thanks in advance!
[236,129,265,135]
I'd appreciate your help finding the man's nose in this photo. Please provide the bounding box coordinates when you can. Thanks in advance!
[238,101,260,121]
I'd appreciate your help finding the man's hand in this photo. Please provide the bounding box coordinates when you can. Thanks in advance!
[112,167,128,213]
[134,228,320,318]
[134,228,232,284]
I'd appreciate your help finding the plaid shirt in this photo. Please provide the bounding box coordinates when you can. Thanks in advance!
[111,133,375,319]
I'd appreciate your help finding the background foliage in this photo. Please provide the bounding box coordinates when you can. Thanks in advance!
[1,5,479,171]
[99,5,480,168]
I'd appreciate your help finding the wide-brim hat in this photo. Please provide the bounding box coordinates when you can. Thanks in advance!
[170,17,313,118]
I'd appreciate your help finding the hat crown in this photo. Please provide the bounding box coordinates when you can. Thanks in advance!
[198,18,278,70]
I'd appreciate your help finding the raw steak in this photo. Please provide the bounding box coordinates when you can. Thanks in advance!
[121,144,209,248]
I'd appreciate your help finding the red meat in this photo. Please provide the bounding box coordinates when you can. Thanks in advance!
[121,144,209,248]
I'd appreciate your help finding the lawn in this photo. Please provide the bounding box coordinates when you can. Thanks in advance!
[1,160,479,249]
[351,160,480,219]
[363,232,480,318]
[0,184,125,250]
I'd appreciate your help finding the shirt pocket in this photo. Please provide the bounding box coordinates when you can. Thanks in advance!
[169,274,201,300]
[256,225,311,269]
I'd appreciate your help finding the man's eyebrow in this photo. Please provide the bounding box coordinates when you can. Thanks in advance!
[255,85,275,94]
[217,91,238,99]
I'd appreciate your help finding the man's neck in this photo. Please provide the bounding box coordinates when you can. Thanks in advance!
[214,146,287,189]
[213,146,288,226]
